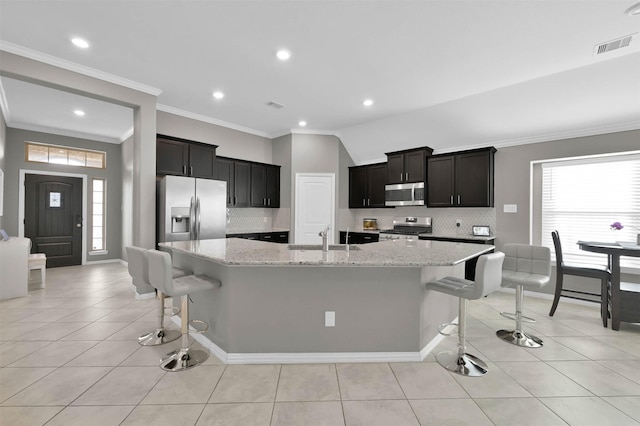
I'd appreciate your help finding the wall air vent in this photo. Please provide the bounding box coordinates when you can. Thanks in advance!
[266,101,285,109]
[594,33,637,55]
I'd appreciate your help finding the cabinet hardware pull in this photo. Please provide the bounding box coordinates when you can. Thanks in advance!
[363,198,366,206]
[268,198,271,206]
[405,172,408,181]
[183,165,187,175]
[450,195,454,204]
[400,173,403,181]
[263,198,266,206]
[190,166,193,176]
[367,198,370,206]
[458,195,461,204]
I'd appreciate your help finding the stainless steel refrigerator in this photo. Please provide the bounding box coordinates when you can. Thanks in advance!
[158,175,227,242]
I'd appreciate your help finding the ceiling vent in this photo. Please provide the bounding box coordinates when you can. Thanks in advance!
[594,33,637,55]
[266,101,285,109]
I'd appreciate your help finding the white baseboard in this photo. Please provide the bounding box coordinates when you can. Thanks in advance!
[169,317,443,364]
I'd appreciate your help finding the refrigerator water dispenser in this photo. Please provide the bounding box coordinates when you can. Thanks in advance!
[170,207,190,233]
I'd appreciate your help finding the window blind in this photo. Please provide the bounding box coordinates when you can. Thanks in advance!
[541,153,640,269]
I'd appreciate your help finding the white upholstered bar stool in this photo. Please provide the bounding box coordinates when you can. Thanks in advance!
[147,249,221,371]
[126,246,184,346]
[425,252,505,377]
[497,244,551,348]
[28,253,46,288]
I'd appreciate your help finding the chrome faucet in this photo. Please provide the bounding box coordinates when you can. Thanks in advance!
[319,225,331,252]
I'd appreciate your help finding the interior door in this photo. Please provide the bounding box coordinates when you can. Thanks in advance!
[294,174,335,244]
[24,174,83,267]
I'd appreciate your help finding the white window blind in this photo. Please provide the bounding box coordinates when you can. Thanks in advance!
[541,153,640,269]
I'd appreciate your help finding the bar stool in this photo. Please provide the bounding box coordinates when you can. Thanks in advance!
[147,249,220,371]
[497,244,551,348]
[28,253,46,288]
[425,252,505,376]
[126,246,184,346]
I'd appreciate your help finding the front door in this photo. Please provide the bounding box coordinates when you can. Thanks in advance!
[24,174,83,267]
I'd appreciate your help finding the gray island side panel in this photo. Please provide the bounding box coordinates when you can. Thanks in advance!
[162,238,486,355]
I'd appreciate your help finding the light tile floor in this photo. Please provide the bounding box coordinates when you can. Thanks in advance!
[0,263,639,425]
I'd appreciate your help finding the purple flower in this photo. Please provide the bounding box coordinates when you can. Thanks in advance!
[610,221,624,230]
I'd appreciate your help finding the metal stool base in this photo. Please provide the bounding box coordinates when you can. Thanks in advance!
[138,328,181,346]
[160,347,209,372]
[496,329,543,348]
[436,351,488,377]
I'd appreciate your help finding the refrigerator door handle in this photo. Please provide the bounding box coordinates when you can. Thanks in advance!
[189,196,196,240]
[196,197,201,240]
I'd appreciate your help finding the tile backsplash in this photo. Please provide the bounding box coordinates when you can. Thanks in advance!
[226,208,273,232]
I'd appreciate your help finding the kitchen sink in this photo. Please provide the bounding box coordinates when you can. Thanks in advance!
[287,244,360,251]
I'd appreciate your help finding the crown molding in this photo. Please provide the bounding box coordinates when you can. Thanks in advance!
[156,104,271,139]
[8,121,123,144]
[0,77,10,124]
[432,121,640,155]
[0,41,162,96]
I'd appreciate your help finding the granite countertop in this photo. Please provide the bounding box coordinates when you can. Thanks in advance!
[160,238,494,267]
[419,232,496,241]
[226,228,289,235]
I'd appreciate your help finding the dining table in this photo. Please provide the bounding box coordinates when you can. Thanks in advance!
[577,241,640,330]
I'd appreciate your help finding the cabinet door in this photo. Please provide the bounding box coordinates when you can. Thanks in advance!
[189,144,216,178]
[367,163,388,207]
[427,156,455,207]
[455,151,493,207]
[386,154,404,184]
[216,158,234,205]
[265,165,280,208]
[250,164,267,207]
[404,150,425,183]
[233,161,251,207]
[349,167,368,208]
[156,138,188,176]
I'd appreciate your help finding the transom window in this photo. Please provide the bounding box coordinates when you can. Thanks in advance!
[26,142,106,169]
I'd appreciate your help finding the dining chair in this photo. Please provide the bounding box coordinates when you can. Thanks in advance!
[549,230,610,327]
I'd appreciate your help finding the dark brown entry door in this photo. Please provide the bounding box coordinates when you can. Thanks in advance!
[24,174,83,267]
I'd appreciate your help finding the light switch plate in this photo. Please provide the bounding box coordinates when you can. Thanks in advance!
[503,204,518,213]
[325,311,335,327]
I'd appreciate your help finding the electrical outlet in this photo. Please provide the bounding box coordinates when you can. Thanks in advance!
[456,219,461,227]
[325,311,335,327]
[263,217,268,223]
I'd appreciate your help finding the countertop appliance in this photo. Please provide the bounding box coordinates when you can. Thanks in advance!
[385,182,425,206]
[379,216,432,240]
[158,175,227,243]
[363,218,378,230]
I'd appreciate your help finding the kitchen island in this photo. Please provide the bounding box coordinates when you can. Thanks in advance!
[159,238,494,364]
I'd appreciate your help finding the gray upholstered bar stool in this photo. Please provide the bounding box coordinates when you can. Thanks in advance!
[147,249,221,371]
[497,244,551,348]
[126,246,185,346]
[425,252,505,377]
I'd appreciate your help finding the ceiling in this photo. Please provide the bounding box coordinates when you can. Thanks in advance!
[0,0,639,163]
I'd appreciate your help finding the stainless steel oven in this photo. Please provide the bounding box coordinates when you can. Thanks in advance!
[379,216,432,240]
[385,182,425,206]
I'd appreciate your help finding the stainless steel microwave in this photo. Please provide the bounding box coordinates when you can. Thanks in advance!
[385,182,425,206]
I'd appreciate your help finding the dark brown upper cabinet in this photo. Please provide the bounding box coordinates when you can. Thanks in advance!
[250,163,280,208]
[427,147,496,207]
[156,134,217,179]
[386,147,433,184]
[349,162,388,208]
[216,157,251,207]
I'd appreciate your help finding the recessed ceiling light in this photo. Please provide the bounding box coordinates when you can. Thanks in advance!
[74,110,85,116]
[71,37,89,49]
[363,99,374,107]
[298,121,307,127]
[276,49,291,61]
[625,2,640,15]
[212,91,225,100]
